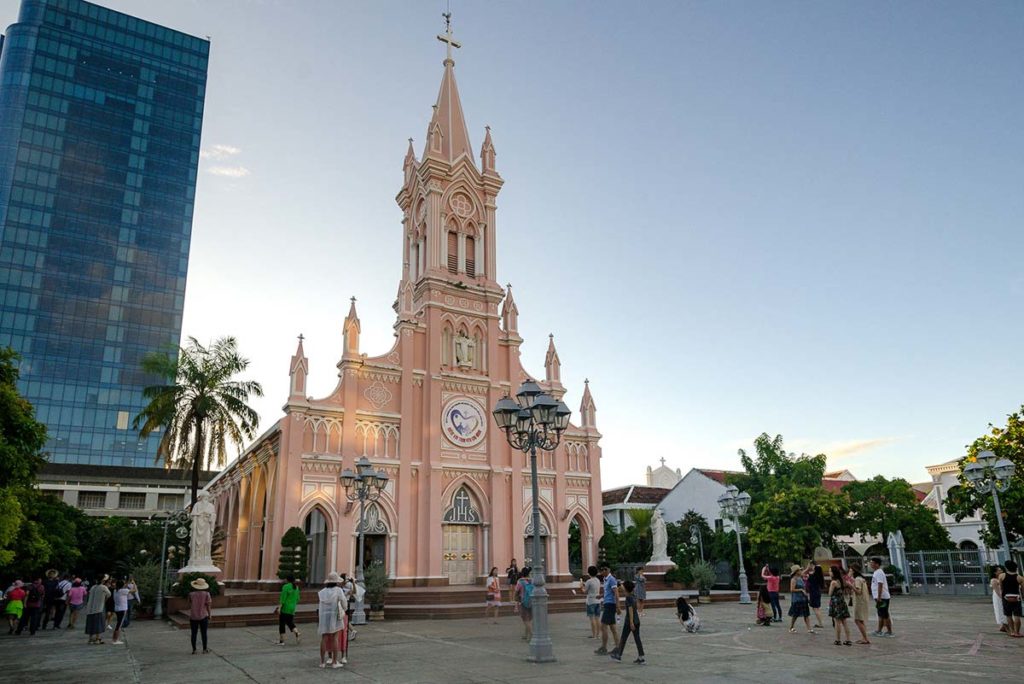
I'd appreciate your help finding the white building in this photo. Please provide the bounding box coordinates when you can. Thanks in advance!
[602,485,671,533]
[646,458,682,488]
[919,459,990,551]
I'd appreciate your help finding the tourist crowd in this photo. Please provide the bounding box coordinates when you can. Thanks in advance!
[2,570,140,645]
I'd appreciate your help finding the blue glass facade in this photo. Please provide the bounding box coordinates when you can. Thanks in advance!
[0,0,208,466]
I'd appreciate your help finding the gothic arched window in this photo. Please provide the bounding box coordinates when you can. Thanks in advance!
[443,486,481,524]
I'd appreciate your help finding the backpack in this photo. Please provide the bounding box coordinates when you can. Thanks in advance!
[520,580,534,609]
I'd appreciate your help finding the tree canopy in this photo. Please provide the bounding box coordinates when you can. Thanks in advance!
[944,406,1024,548]
[134,336,263,505]
[841,476,951,551]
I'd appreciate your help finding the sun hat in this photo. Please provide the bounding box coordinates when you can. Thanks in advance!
[46,569,58,579]
[13,580,23,588]
[326,571,343,584]
[190,578,210,591]
[790,564,803,575]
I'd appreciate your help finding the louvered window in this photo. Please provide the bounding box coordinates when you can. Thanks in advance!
[465,236,476,277]
[447,232,458,273]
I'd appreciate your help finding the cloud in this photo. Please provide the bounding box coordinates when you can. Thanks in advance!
[201,144,241,160]
[206,165,251,178]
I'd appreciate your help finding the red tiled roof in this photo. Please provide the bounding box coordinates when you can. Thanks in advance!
[821,479,848,493]
[601,485,671,506]
[697,469,740,484]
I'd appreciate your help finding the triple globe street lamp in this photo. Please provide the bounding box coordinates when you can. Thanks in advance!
[717,484,752,605]
[340,457,390,625]
[963,450,1016,564]
[492,379,571,664]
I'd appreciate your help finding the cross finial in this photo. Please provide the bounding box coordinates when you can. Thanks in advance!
[437,11,462,65]
[350,296,357,303]
[298,333,304,342]
[660,457,666,467]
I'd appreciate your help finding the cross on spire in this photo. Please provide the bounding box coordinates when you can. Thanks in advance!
[660,457,666,467]
[437,11,462,64]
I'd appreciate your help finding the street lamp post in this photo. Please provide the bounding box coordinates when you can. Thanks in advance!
[964,450,1016,564]
[689,524,705,562]
[153,508,190,619]
[340,457,390,626]
[717,485,752,605]
[493,380,571,663]
[838,541,850,569]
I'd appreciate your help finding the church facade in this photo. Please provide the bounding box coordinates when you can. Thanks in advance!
[206,31,604,587]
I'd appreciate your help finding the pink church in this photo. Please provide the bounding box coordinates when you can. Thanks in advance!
[206,31,604,588]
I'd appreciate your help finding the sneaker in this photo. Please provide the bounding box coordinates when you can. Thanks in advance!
[111,640,124,645]
[634,657,646,664]
[331,662,344,669]
[325,657,332,665]
[594,647,608,655]
[294,629,301,643]
[277,641,285,646]
[341,657,348,665]
[609,653,622,662]
[882,632,895,638]
[870,630,884,637]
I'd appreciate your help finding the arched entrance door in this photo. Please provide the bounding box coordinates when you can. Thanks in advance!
[357,502,388,572]
[524,518,549,575]
[304,508,328,584]
[568,517,583,576]
[442,487,480,585]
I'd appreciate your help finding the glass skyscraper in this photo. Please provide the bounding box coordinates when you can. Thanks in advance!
[0,0,208,467]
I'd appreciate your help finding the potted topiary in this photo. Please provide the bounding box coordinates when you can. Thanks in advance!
[278,527,308,582]
[363,563,389,620]
[691,560,716,597]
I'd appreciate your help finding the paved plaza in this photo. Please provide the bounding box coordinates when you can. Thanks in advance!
[1,596,1020,683]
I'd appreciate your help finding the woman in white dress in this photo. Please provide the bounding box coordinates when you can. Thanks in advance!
[318,572,347,668]
[991,566,1007,632]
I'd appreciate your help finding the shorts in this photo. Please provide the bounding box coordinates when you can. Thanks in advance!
[875,599,890,619]
[600,603,617,625]
[486,593,501,608]
[70,603,84,613]
[1003,597,1022,618]
[586,603,600,617]
[519,605,532,622]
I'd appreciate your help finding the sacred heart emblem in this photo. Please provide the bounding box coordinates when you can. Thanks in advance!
[450,408,479,436]
[442,398,487,448]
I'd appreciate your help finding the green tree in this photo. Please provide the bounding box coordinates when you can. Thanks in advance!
[278,526,308,581]
[746,485,846,562]
[0,348,47,569]
[729,433,828,499]
[626,509,654,560]
[944,407,1024,547]
[841,476,952,551]
[8,491,87,577]
[134,337,263,505]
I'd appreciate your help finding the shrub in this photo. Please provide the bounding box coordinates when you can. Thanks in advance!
[170,572,221,598]
[690,561,716,593]
[278,527,308,581]
[128,560,164,610]
[363,563,389,610]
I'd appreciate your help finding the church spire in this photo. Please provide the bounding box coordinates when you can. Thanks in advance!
[481,125,497,175]
[580,379,597,429]
[424,12,474,165]
[545,333,561,384]
[342,297,361,360]
[288,333,308,400]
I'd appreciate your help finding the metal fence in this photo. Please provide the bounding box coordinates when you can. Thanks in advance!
[904,549,988,596]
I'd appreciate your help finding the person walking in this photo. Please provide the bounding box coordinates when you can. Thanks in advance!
[582,566,601,639]
[787,564,814,634]
[514,566,534,642]
[111,579,129,645]
[990,566,1007,633]
[485,567,502,622]
[275,576,302,645]
[505,559,520,605]
[1000,560,1023,638]
[84,576,110,645]
[595,565,621,655]
[634,569,647,616]
[609,580,645,664]
[188,578,212,654]
[41,569,60,630]
[849,563,871,644]
[806,562,825,628]
[16,577,45,635]
[48,573,71,630]
[123,576,139,629]
[317,572,346,668]
[4,580,25,635]
[761,565,782,622]
[869,558,893,638]
[66,578,87,630]
[828,566,852,646]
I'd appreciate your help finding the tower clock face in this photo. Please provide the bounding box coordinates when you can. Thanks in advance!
[442,397,487,448]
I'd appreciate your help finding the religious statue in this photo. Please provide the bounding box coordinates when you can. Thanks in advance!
[454,332,475,368]
[188,490,217,567]
[650,508,669,563]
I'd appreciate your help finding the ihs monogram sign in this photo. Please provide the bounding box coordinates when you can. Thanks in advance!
[442,397,486,448]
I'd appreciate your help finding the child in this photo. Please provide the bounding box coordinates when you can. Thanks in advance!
[756,586,773,626]
[676,595,700,633]
[610,580,645,664]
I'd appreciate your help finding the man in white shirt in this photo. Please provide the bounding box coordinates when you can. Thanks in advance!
[869,557,893,638]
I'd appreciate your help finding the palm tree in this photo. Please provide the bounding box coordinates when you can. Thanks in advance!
[628,508,655,558]
[134,336,263,506]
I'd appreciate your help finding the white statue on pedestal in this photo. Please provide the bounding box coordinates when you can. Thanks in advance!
[650,508,669,563]
[454,332,475,368]
[180,490,220,575]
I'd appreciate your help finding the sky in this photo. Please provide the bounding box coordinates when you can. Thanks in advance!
[5,0,1021,489]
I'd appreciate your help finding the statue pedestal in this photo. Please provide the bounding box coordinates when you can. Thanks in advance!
[178,564,222,577]
[643,560,677,590]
